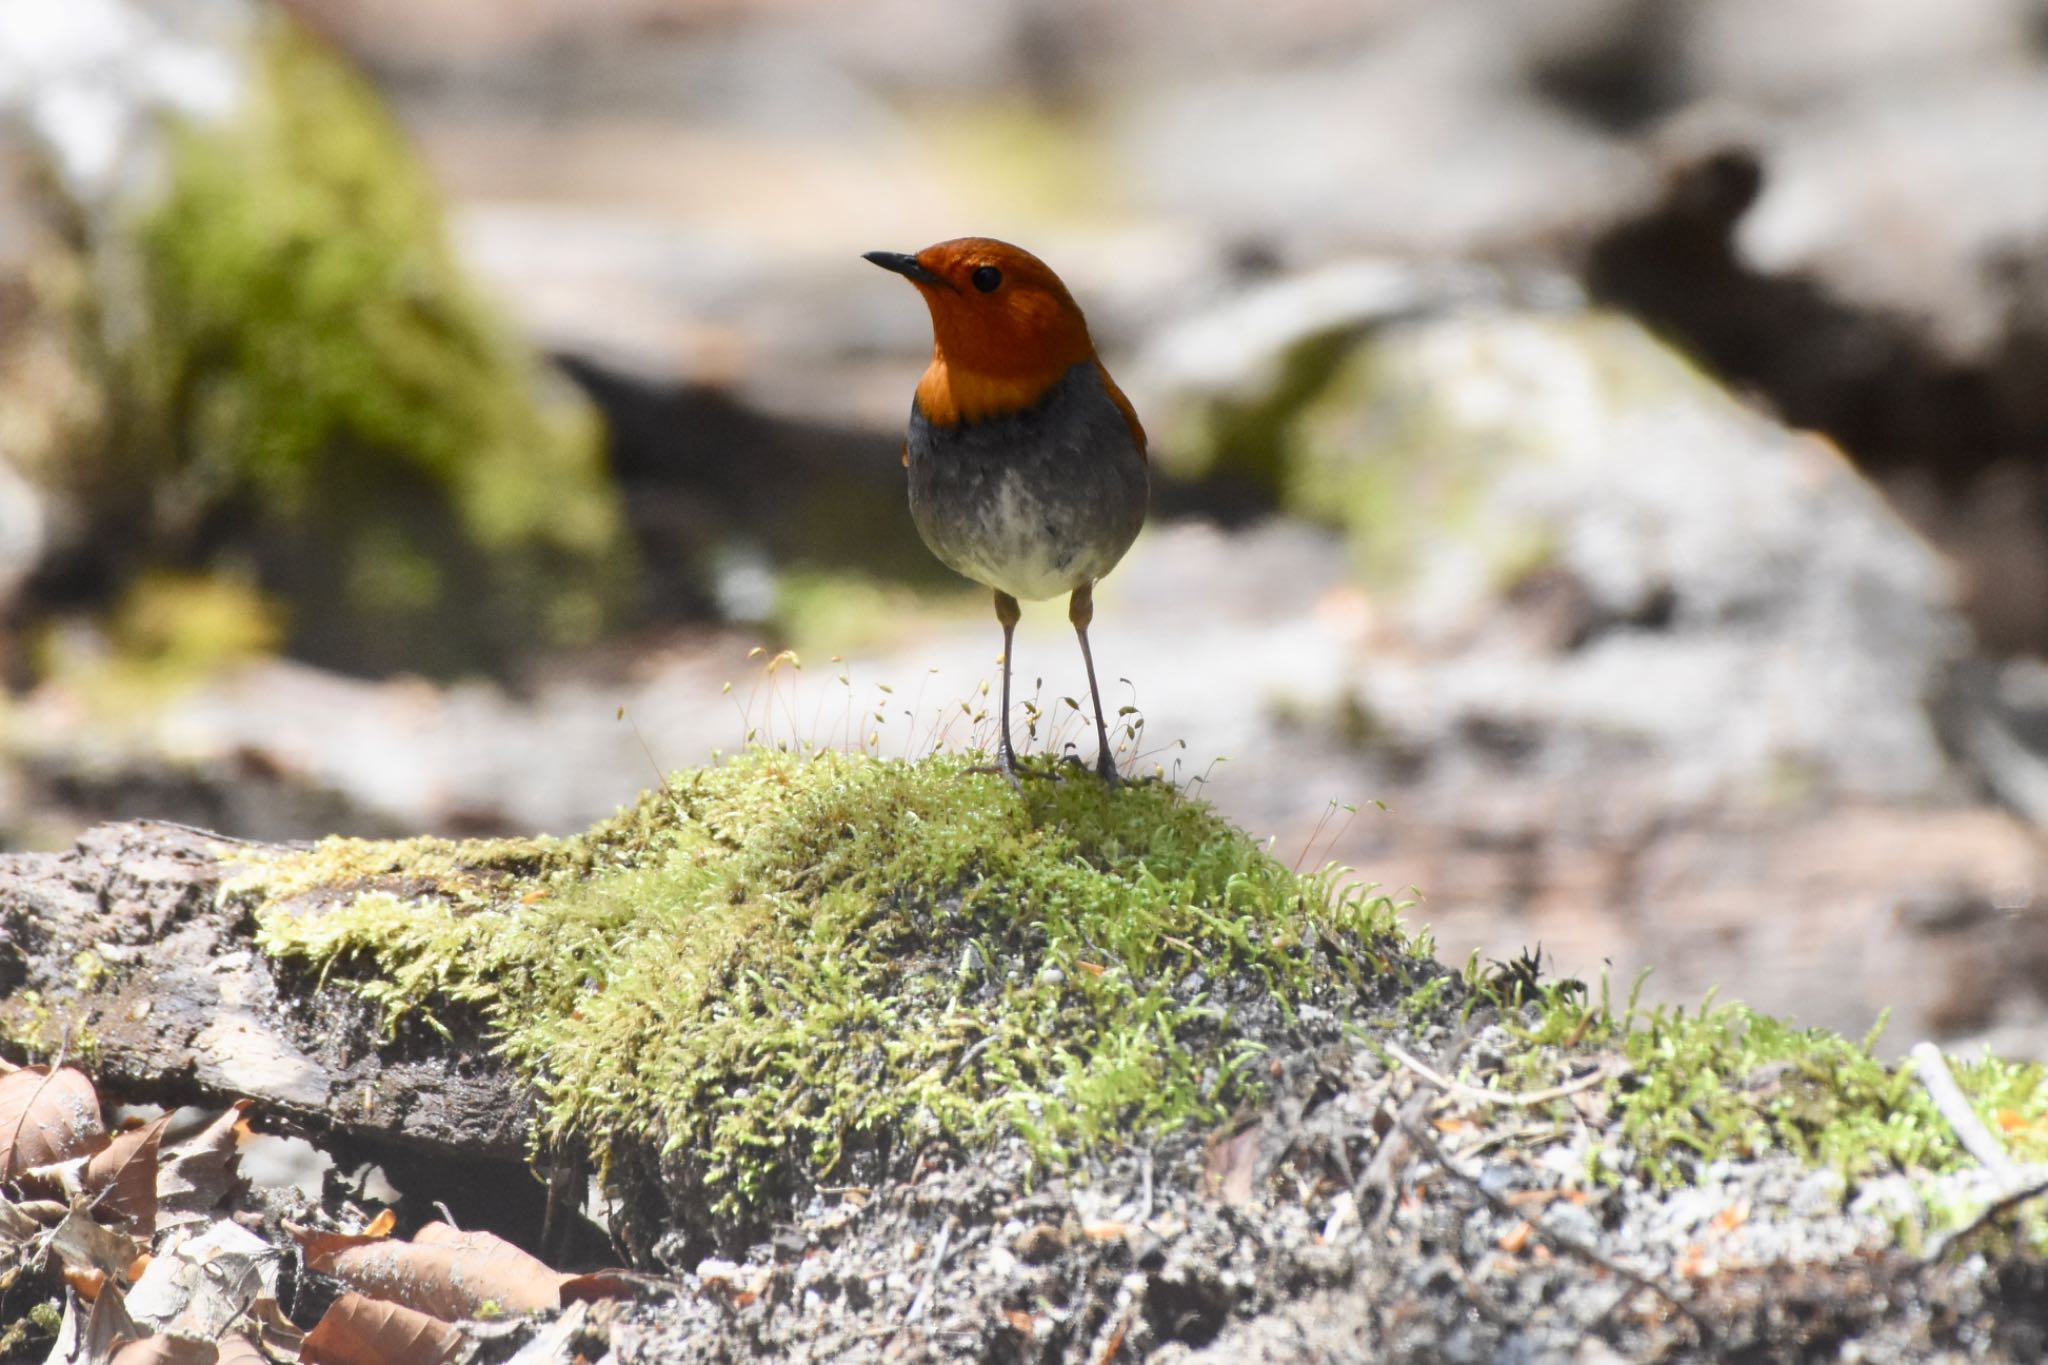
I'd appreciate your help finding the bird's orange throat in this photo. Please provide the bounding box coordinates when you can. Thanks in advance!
[914,361,1064,427]
[915,356,1149,454]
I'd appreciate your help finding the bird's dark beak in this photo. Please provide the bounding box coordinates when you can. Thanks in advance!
[864,250,953,290]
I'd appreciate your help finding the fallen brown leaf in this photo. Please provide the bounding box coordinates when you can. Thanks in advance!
[12,1199,66,1225]
[301,1292,468,1365]
[559,1269,656,1304]
[1202,1118,1263,1207]
[127,1220,278,1342]
[0,1066,105,1177]
[214,1333,268,1365]
[298,1221,563,1319]
[86,1114,172,1235]
[0,1195,47,1243]
[84,1279,142,1359]
[48,1206,141,1280]
[157,1103,249,1226]
[294,1220,641,1322]
[288,1224,385,1266]
[108,1334,219,1364]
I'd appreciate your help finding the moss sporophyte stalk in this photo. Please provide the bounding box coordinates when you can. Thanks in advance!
[239,749,2048,1243]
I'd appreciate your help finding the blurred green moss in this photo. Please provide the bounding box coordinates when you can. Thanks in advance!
[31,571,280,718]
[770,568,980,656]
[1160,313,1704,593]
[90,17,632,676]
[912,100,1110,221]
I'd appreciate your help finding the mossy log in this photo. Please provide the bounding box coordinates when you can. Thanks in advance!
[0,821,525,1161]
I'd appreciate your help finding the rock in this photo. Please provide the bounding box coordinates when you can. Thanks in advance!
[1736,76,2048,361]
[0,457,44,625]
[1674,0,2042,110]
[1148,273,1968,799]
[1581,122,2048,652]
[1108,5,1645,262]
[1142,265,2048,1052]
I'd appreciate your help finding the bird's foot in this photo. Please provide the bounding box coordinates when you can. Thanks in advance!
[1054,748,1122,787]
[965,747,1068,792]
[964,756,1023,793]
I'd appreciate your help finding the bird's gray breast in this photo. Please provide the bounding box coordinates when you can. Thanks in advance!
[905,362,1149,602]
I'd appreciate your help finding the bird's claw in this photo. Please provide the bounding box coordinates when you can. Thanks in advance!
[963,758,1024,793]
[1061,750,1124,788]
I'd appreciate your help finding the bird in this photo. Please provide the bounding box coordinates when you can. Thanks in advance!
[864,237,1149,787]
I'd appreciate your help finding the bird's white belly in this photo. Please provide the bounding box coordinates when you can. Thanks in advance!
[943,474,1099,601]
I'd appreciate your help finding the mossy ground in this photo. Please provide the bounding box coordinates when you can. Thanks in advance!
[242,749,2048,1257]
[245,749,1414,1241]
[1468,965,2048,1251]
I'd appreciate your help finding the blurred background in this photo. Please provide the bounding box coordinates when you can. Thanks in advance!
[4,0,2048,1056]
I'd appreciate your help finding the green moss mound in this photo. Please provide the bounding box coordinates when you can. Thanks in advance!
[249,750,1413,1240]
[1489,972,2048,1202]
[85,16,630,676]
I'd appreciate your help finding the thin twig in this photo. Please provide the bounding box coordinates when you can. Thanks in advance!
[1384,1040,1622,1109]
[136,818,272,848]
[1360,1077,1434,1230]
[1924,1173,2048,1262]
[1395,1112,1715,1348]
[942,1033,997,1081]
[1910,1042,2015,1179]
[1361,1032,1476,1227]
[903,1216,957,1324]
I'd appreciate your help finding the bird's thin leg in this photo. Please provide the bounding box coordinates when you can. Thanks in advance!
[965,591,1065,789]
[962,590,1025,790]
[994,590,1022,784]
[1069,583,1121,786]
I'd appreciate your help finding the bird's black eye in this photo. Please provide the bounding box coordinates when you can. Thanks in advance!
[971,265,1002,293]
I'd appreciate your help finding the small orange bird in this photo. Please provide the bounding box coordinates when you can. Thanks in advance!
[865,237,1149,786]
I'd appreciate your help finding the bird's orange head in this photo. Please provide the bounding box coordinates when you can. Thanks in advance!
[865,237,1140,446]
